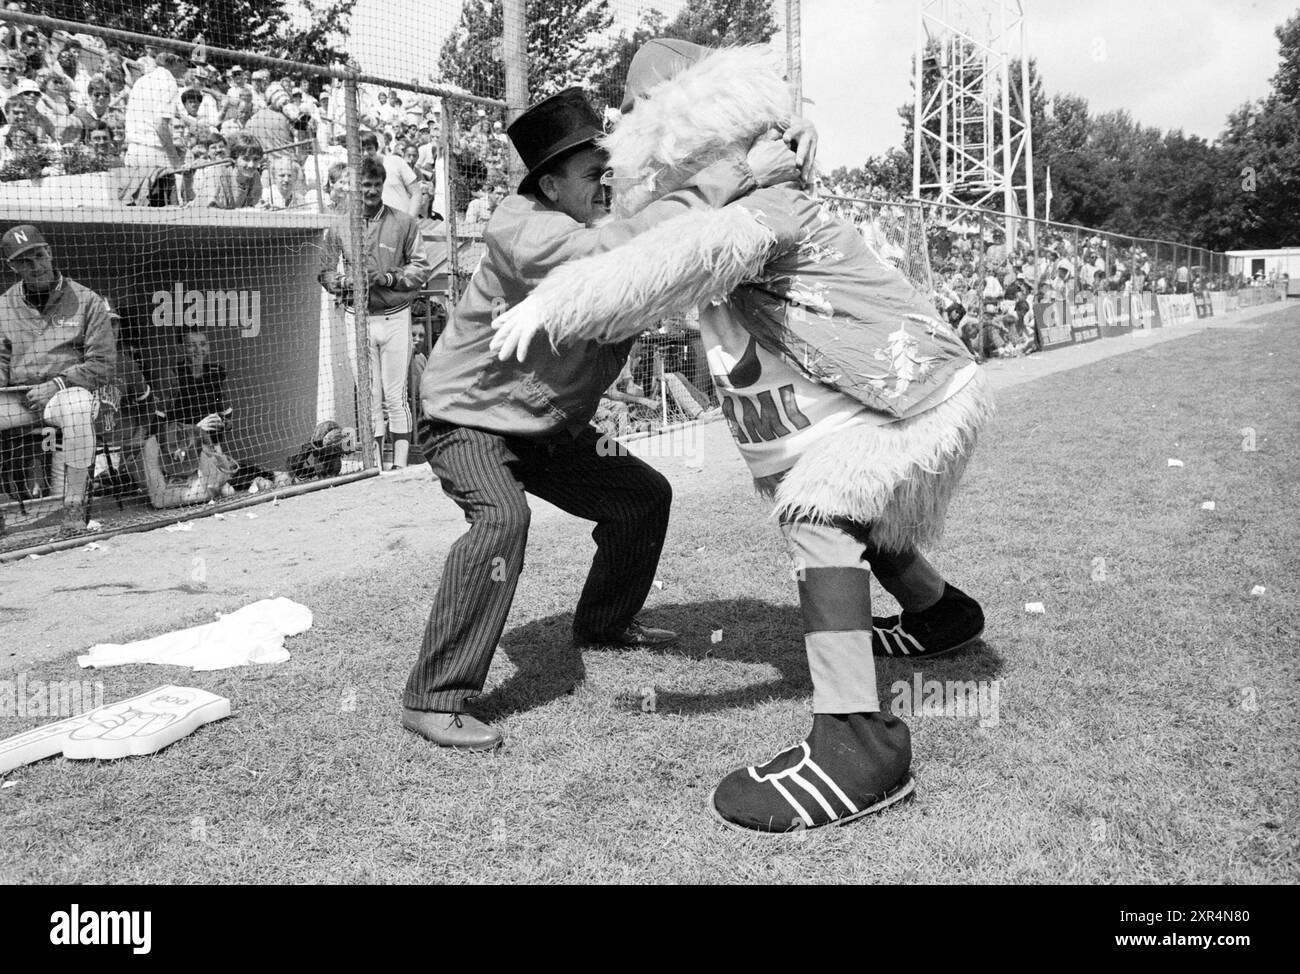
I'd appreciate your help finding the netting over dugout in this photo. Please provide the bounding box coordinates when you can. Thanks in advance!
[0,1,489,555]
[0,22,379,555]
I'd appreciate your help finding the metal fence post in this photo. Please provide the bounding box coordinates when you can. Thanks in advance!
[343,73,375,471]
[441,97,461,306]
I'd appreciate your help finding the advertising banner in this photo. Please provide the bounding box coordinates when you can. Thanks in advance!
[1155,294,1196,325]
[1069,297,1101,344]
[1209,292,1228,316]
[1096,293,1133,337]
[1033,300,1073,351]
[1131,291,1159,329]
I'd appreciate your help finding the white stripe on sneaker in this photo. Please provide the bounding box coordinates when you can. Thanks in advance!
[874,626,903,655]
[769,777,813,827]
[804,756,859,814]
[789,770,837,819]
[875,624,924,656]
[747,742,864,823]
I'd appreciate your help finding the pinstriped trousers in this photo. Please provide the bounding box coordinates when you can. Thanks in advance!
[403,418,672,712]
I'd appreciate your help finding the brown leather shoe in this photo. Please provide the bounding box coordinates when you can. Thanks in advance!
[573,619,679,649]
[401,709,502,751]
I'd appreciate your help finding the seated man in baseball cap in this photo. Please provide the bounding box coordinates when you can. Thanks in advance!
[0,224,116,538]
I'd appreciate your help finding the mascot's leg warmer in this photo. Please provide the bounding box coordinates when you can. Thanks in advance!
[710,519,914,833]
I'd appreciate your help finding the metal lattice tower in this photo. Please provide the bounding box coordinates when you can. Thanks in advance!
[911,0,1035,229]
[785,0,804,114]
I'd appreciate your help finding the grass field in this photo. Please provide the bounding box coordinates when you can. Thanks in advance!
[2,311,1297,884]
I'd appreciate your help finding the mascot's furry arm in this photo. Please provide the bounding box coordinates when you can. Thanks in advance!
[490,204,781,361]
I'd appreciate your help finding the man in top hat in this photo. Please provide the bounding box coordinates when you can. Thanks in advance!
[0,224,116,537]
[401,86,807,750]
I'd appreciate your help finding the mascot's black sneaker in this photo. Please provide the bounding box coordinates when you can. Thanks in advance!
[709,713,915,834]
[872,583,984,659]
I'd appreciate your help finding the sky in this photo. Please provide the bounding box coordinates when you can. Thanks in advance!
[347,0,1297,169]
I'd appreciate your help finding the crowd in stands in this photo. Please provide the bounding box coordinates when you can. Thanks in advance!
[833,188,1273,362]
[0,16,511,228]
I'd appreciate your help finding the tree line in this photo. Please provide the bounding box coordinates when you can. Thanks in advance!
[829,10,1300,251]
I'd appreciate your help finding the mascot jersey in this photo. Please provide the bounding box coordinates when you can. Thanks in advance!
[701,184,978,483]
[504,43,993,546]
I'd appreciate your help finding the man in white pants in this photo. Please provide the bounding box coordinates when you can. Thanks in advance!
[319,157,431,468]
[123,51,191,205]
[0,224,116,538]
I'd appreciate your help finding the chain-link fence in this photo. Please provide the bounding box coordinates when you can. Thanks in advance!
[821,192,1282,362]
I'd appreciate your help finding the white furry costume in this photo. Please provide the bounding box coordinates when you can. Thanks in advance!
[517,46,994,552]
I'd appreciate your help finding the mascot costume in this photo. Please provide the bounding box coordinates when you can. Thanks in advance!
[493,39,996,833]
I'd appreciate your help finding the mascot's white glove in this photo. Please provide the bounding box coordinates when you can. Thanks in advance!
[490,296,548,363]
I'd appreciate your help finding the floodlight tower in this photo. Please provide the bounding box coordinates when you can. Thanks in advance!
[910,0,1035,237]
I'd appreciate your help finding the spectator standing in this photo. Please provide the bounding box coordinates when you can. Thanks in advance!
[0,5,26,52]
[177,84,220,139]
[124,50,189,198]
[103,62,128,113]
[224,65,248,100]
[47,34,87,105]
[409,318,428,428]
[248,68,271,110]
[244,81,301,155]
[219,86,254,132]
[0,224,115,537]
[318,156,431,469]
[17,29,43,79]
[463,181,496,226]
[415,115,439,170]
[1175,264,1190,294]
[377,90,403,128]
[360,130,421,218]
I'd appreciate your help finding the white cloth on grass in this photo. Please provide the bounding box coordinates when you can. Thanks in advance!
[77,598,312,671]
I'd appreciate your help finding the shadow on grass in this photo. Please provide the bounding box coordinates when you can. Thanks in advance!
[474,598,1005,721]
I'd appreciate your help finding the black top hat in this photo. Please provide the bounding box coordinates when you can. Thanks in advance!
[507,87,603,199]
